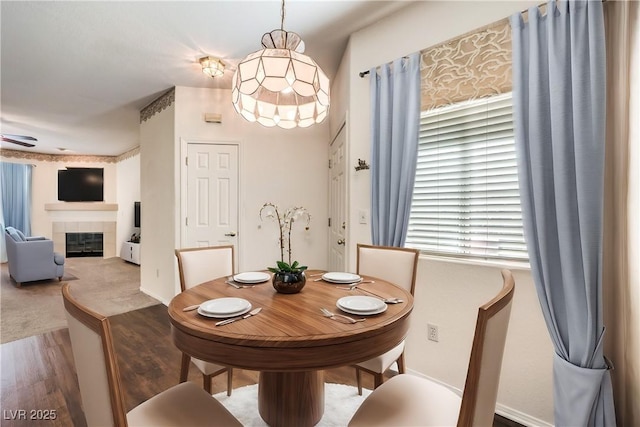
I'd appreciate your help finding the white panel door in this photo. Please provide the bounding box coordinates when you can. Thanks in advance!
[328,124,347,271]
[186,144,239,249]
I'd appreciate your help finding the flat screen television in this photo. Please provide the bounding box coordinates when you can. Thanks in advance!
[57,168,104,202]
[134,201,141,228]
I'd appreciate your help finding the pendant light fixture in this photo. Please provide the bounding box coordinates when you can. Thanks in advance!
[231,0,330,129]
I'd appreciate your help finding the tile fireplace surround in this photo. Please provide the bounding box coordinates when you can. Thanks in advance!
[46,203,118,258]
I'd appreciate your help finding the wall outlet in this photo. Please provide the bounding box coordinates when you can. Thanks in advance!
[427,323,439,342]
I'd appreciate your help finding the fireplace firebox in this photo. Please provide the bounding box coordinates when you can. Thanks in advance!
[66,232,103,258]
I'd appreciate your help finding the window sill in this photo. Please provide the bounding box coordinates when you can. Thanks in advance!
[418,253,531,271]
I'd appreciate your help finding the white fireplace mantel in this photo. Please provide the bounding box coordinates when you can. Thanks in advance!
[45,203,118,211]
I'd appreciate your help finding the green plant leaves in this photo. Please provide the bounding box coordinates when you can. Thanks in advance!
[268,260,308,273]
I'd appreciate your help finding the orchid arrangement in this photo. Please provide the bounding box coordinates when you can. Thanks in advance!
[260,202,311,273]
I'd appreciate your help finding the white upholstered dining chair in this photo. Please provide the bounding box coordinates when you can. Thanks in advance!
[175,245,234,396]
[348,269,515,427]
[62,283,242,427]
[354,243,419,394]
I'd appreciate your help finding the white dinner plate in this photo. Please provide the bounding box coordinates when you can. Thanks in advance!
[197,304,252,318]
[233,272,271,284]
[199,298,251,315]
[322,272,362,284]
[337,296,387,315]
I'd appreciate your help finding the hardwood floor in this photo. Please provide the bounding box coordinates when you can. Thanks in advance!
[0,304,378,427]
[1,304,518,427]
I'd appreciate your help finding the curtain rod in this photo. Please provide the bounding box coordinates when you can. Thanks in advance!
[517,0,606,17]
[359,55,411,78]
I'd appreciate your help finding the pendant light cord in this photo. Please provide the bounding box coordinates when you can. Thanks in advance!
[280,0,285,30]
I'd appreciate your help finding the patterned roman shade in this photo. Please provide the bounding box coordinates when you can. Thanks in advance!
[420,19,512,111]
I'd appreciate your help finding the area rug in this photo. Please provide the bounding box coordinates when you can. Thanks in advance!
[214,383,371,426]
[1,257,159,343]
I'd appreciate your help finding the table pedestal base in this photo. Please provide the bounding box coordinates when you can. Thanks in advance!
[258,370,324,427]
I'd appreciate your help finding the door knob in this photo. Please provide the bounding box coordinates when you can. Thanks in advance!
[337,239,345,245]
[225,232,237,237]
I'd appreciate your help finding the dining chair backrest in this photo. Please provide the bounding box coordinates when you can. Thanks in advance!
[457,269,515,426]
[62,283,128,427]
[175,245,234,291]
[356,244,419,294]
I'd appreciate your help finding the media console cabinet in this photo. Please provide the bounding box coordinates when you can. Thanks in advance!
[120,241,140,265]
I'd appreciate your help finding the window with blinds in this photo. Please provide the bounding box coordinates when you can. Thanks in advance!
[406,92,529,261]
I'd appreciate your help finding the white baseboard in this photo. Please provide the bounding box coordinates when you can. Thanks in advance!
[495,405,553,427]
[405,369,553,427]
[140,286,169,306]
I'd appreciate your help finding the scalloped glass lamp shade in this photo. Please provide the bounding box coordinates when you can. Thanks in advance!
[200,56,226,78]
[232,29,330,129]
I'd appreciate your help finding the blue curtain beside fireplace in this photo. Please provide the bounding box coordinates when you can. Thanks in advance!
[1,162,33,262]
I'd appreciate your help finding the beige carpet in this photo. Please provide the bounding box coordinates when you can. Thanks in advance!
[1,257,160,343]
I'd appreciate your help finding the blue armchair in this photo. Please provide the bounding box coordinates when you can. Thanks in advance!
[4,226,65,287]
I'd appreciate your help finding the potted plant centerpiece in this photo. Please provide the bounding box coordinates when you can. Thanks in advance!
[260,203,311,294]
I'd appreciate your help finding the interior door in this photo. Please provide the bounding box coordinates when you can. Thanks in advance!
[328,124,347,271]
[185,143,239,251]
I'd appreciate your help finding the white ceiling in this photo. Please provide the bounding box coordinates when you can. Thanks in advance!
[1,1,411,156]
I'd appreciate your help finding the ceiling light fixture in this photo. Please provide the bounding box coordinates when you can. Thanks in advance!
[200,56,226,78]
[231,0,330,129]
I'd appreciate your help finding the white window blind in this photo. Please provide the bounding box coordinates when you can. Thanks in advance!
[406,92,529,261]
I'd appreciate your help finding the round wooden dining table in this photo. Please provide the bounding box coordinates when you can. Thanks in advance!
[167,269,413,427]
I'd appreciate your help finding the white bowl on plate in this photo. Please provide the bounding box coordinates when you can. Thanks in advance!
[337,296,387,315]
[233,272,271,284]
[199,297,251,317]
[322,272,362,284]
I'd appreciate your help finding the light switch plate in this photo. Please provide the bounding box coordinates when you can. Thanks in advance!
[358,210,368,224]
